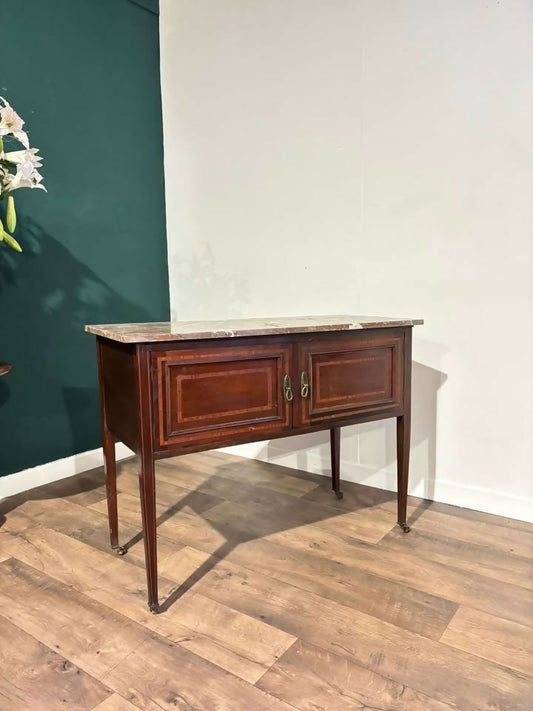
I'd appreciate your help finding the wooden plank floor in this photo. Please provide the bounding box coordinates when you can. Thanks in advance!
[0,451,532,711]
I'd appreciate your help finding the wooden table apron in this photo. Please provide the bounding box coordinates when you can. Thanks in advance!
[94,326,414,613]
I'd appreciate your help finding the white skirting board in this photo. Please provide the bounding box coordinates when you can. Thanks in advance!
[2,441,531,524]
[0,443,135,500]
[219,442,533,524]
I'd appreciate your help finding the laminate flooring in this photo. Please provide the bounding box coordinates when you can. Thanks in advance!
[0,450,531,710]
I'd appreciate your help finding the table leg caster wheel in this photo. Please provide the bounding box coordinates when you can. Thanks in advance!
[397,522,411,533]
[112,545,127,556]
[148,601,159,614]
[334,490,344,500]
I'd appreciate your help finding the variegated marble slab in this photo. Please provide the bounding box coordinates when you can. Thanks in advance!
[85,315,424,343]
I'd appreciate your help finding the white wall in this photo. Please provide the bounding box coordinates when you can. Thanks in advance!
[160,0,533,521]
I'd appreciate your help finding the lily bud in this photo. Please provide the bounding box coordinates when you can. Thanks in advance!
[0,136,3,152]
[6,195,16,232]
[2,230,22,252]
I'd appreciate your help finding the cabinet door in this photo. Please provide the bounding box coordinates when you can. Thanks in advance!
[152,341,292,449]
[297,330,405,426]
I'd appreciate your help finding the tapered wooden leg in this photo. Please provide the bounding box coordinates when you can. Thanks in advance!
[397,414,411,532]
[97,338,126,555]
[139,454,158,612]
[330,428,343,499]
[102,427,126,554]
[136,346,158,613]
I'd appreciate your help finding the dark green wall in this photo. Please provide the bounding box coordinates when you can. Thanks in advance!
[0,0,169,476]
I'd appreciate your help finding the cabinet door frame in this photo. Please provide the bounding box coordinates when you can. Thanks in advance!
[151,338,293,451]
[295,328,406,427]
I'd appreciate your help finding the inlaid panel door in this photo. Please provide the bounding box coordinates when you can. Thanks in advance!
[296,329,405,426]
[152,340,293,450]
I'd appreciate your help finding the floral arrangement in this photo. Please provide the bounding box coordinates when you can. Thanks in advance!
[0,96,45,252]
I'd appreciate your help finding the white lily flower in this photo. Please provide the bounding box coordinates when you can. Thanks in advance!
[0,96,45,254]
[0,98,30,148]
[4,148,43,175]
[4,165,46,192]
[0,104,24,135]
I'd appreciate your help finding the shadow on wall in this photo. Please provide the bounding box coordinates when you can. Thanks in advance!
[173,243,250,319]
[0,217,152,476]
[255,360,447,503]
[357,361,448,498]
[411,361,448,501]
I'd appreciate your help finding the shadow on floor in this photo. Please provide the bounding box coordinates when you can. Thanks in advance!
[0,449,434,613]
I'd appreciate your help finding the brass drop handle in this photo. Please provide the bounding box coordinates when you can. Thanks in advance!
[283,374,293,402]
[300,370,309,398]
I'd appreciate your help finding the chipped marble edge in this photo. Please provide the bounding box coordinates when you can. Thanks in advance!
[85,318,424,343]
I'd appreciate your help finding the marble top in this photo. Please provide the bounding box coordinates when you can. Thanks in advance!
[85,315,423,344]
